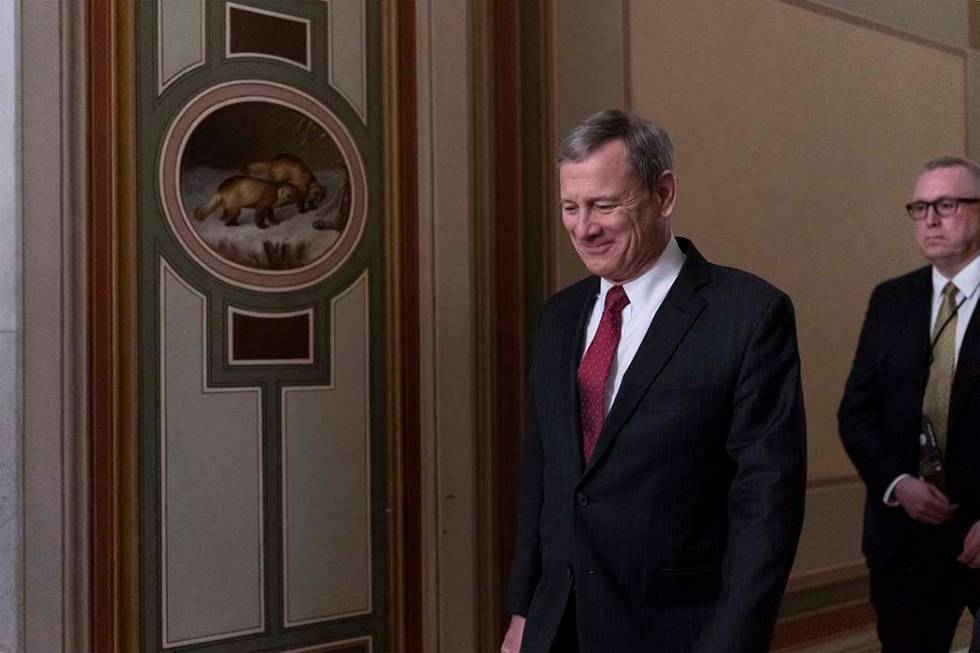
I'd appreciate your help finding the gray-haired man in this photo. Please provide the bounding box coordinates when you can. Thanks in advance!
[502,109,806,653]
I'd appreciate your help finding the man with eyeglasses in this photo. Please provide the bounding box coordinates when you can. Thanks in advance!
[840,156,980,651]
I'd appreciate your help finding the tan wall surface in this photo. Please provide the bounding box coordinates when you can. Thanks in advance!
[629,0,966,480]
[971,51,980,157]
[549,0,625,291]
[811,0,969,48]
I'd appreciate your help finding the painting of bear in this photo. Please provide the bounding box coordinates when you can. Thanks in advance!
[242,154,326,212]
[178,101,353,270]
[194,175,298,229]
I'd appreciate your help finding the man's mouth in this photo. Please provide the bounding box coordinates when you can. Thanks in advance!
[579,240,613,254]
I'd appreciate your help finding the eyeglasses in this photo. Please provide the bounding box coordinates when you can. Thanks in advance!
[906,197,980,221]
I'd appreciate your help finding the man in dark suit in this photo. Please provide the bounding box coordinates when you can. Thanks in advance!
[839,156,980,652]
[500,109,806,653]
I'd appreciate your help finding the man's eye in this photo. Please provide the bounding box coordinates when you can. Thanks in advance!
[937,199,957,211]
[562,205,577,213]
[595,204,616,212]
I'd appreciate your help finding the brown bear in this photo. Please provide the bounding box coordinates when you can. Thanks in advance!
[241,153,326,212]
[193,176,297,229]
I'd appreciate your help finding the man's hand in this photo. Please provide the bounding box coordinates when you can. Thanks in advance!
[893,476,957,524]
[958,521,980,568]
[501,615,526,653]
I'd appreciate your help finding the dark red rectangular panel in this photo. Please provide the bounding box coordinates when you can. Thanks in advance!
[231,309,312,362]
[228,5,309,68]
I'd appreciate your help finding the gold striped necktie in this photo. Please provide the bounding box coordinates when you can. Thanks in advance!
[923,281,959,455]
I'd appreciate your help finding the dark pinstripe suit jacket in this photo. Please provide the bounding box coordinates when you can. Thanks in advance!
[506,238,807,653]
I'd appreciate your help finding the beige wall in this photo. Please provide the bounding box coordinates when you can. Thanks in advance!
[812,0,969,50]
[628,0,966,481]
[549,0,625,290]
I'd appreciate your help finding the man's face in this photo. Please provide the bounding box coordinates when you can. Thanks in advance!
[913,166,980,277]
[559,139,675,284]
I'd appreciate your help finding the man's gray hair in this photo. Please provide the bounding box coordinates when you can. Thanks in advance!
[924,155,980,187]
[558,109,674,190]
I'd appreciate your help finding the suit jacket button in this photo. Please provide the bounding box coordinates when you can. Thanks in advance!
[576,492,589,506]
[565,564,574,578]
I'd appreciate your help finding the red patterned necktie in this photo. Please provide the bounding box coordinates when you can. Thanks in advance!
[578,285,630,463]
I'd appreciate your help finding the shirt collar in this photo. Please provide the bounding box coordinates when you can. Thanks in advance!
[598,235,686,313]
[933,253,980,300]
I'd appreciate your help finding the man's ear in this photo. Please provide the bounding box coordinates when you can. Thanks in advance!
[655,170,677,218]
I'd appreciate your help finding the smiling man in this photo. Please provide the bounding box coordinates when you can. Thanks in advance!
[501,110,806,653]
[840,156,980,652]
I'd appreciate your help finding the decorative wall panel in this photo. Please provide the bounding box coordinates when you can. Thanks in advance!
[229,306,314,365]
[282,273,370,626]
[160,260,264,646]
[136,1,387,651]
[328,0,367,123]
[158,0,206,93]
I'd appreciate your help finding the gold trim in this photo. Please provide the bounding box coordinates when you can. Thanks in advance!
[116,0,140,649]
[381,1,405,650]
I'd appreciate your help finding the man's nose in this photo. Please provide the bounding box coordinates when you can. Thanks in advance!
[924,205,942,227]
[574,209,600,239]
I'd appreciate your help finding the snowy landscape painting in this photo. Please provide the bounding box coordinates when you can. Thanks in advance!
[179,101,353,271]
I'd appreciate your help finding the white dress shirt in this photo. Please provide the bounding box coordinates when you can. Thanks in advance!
[582,235,686,414]
[883,253,980,504]
[927,258,980,360]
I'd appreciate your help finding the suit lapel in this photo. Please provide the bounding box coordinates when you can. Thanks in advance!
[949,291,980,438]
[910,270,932,393]
[580,240,709,480]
